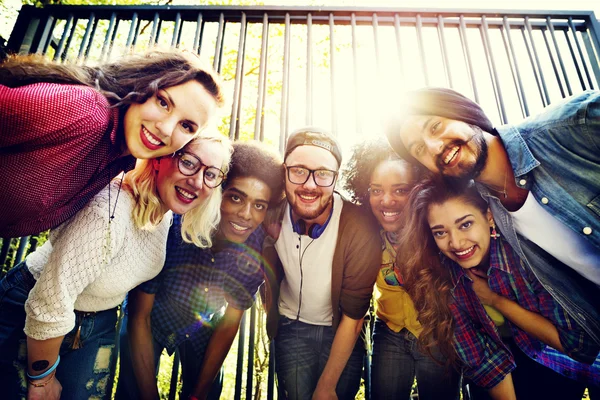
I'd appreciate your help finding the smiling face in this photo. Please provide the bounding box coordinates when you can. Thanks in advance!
[218,176,272,244]
[427,197,494,270]
[123,80,217,159]
[398,115,488,180]
[154,139,225,215]
[368,159,417,233]
[284,145,339,224]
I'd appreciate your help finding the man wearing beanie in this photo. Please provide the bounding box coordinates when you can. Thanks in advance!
[262,127,380,399]
[385,88,600,349]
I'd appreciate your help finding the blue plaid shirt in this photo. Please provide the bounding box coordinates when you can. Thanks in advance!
[449,237,600,389]
[139,214,266,357]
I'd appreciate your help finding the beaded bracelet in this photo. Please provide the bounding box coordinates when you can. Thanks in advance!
[28,370,56,388]
[26,355,60,380]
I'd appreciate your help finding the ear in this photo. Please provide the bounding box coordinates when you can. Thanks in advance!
[486,208,494,227]
[151,158,161,172]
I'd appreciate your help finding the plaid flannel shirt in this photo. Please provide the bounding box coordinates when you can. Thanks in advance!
[449,236,600,389]
[139,214,266,357]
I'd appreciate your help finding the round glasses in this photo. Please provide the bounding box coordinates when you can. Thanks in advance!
[285,166,337,187]
[174,151,225,188]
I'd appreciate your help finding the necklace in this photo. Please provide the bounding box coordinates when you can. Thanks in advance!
[103,171,125,264]
[490,162,509,199]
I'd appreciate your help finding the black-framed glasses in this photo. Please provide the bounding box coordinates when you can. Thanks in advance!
[285,165,338,187]
[173,151,225,188]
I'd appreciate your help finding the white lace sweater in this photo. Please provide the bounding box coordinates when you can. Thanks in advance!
[24,182,172,340]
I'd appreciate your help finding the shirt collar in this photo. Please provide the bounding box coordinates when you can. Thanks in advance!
[493,126,540,177]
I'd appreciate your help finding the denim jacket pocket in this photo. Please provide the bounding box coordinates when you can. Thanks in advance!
[587,193,600,218]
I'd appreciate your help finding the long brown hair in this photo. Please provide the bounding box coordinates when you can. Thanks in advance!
[0,49,224,112]
[398,177,489,366]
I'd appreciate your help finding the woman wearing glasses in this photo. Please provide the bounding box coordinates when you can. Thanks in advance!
[0,49,223,238]
[0,133,232,400]
[116,141,286,400]
[343,139,460,400]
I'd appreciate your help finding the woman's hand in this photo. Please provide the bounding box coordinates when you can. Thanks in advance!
[466,269,500,307]
[27,374,62,400]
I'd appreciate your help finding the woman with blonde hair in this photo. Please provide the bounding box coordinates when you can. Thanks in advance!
[0,132,232,400]
[0,49,223,238]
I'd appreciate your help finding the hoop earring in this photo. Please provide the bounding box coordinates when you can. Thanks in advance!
[490,224,500,239]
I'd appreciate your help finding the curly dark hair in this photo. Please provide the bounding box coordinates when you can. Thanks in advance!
[0,49,223,113]
[225,141,285,207]
[343,138,421,207]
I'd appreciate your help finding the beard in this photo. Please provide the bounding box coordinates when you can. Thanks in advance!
[437,125,488,187]
[287,189,332,221]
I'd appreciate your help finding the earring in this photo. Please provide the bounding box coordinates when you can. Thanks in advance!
[490,224,500,239]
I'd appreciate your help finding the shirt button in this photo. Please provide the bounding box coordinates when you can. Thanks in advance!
[519,179,527,186]
[211,258,215,263]
[185,333,189,338]
[541,197,549,204]
[583,227,592,235]
[204,287,209,292]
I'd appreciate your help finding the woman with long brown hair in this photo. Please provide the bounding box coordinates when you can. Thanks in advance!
[0,49,223,238]
[398,178,599,400]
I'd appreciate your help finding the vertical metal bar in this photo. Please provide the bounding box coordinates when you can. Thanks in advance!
[154,19,163,44]
[267,341,275,400]
[83,17,98,59]
[234,312,247,400]
[106,18,120,60]
[569,17,594,89]
[372,13,381,79]
[213,13,225,72]
[171,12,182,48]
[131,17,142,49]
[124,12,137,52]
[61,17,79,62]
[229,13,247,140]
[541,26,566,98]
[437,15,453,88]
[351,13,361,133]
[53,13,74,61]
[584,12,600,86]
[459,15,479,103]
[525,17,551,105]
[78,13,95,60]
[415,14,429,85]
[306,13,313,126]
[148,12,159,47]
[503,17,529,117]
[39,17,56,56]
[168,351,180,400]
[329,13,337,136]
[566,19,588,90]
[581,31,600,89]
[193,13,204,54]
[0,238,13,271]
[520,26,546,106]
[481,16,507,124]
[279,13,291,154]
[100,12,116,61]
[245,304,257,400]
[393,14,405,81]
[547,17,572,96]
[14,236,30,266]
[254,13,269,141]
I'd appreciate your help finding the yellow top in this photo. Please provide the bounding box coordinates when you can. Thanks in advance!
[374,231,422,337]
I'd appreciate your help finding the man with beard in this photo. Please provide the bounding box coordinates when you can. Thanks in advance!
[385,87,600,349]
[263,127,380,400]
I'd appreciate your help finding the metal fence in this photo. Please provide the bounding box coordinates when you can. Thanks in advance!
[3,4,600,400]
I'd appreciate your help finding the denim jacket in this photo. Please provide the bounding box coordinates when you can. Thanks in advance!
[478,90,600,346]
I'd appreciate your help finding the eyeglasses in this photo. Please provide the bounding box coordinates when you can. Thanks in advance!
[173,151,225,188]
[285,165,338,187]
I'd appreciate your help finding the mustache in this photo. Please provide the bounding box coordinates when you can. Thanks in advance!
[435,139,468,170]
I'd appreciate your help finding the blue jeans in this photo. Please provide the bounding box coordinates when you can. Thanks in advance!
[274,317,365,400]
[0,262,118,400]
[115,314,223,400]
[371,319,460,400]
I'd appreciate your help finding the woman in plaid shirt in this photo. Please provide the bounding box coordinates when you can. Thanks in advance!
[397,178,600,400]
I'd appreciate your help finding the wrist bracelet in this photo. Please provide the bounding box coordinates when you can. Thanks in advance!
[27,355,60,380]
[28,370,56,388]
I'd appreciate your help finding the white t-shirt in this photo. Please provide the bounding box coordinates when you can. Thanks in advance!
[510,192,600,287]
[276,193,343,325]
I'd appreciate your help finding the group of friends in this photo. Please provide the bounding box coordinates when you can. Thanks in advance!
[0,48,598,400]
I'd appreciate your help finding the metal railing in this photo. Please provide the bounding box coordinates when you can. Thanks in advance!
[3,4,600,400]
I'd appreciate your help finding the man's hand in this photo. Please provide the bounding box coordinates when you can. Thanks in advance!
[312,386,337,400]
[27,374,62,400]
[466,269,500,307]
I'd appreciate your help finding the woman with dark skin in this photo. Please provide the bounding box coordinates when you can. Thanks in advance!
[0,49,223,238]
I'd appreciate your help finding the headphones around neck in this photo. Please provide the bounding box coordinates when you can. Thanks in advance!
[290,204,333,239]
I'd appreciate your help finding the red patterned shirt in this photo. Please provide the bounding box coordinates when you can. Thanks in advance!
[0,82,135,238]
